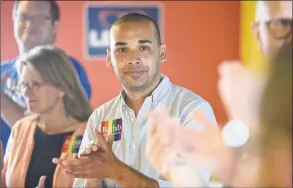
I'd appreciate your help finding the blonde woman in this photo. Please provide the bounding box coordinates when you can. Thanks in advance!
[146,44,292,187]
[1,45,93,188]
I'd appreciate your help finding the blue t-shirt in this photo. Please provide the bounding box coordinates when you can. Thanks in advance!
[0,56,92,152]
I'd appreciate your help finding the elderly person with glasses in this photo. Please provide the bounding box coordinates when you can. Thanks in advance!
[1,45,93,188]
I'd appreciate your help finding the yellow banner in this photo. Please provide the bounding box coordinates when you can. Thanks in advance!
[240,1,267,76]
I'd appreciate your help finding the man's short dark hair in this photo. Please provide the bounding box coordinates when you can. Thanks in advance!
[111,13,162,45]
[13,0,60,23]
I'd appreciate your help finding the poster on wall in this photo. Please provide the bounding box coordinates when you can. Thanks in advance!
[83,1,164,61]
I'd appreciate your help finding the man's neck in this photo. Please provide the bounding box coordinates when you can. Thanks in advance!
[124,76,162,116]
[19,46,32,55]
[125,93,148,116]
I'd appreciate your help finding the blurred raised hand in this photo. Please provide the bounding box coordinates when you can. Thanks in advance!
[218,61,266,133]
[146,62,266,186]
[146,106,234,184]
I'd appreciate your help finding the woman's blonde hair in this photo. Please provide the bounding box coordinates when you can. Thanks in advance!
[257,43,292,187]
[259,43,292,147]
[16,45,93,122]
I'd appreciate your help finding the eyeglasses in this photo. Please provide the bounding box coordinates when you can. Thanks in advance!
[255,18,293,39]
[18,81,46,93]
[14,13,52,24]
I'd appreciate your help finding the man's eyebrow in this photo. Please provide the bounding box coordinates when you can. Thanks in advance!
[138,39,152,44]
[114,42,127,46]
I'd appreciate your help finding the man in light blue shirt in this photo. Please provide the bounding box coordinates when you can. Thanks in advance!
[55,13,217,187]
[1,0,91,153]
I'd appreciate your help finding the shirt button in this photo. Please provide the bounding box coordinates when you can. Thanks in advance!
[132,144,136,150]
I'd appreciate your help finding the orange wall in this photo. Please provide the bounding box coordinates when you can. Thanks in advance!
[1,1,240,124]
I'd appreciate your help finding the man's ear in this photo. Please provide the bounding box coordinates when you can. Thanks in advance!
[106,48,112,67]
[52,21,59,36]
[159,44,167,63]
[251,22,261,42]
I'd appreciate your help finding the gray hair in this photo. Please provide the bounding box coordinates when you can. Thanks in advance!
[16,45,93,122]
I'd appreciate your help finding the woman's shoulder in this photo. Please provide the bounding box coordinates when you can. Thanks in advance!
[12,115,38,134]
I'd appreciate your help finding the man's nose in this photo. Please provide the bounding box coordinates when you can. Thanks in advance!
[127,51,142,65]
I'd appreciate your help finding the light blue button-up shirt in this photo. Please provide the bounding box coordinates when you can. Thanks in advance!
[74,75,217,187]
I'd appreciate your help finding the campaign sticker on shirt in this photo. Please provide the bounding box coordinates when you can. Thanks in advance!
[61,135,83,154]
[101,118,123,141]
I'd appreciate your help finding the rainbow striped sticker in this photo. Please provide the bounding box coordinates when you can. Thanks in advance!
[61,135,83,154]
[101,118,123,141]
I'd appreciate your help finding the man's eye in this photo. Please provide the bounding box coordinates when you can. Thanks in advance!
[117,48,127,53]
[272,19,292,28]
[140,46,150,51]
[278,19,292,26]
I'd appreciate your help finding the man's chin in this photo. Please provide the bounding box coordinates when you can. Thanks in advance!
[22,39,43,50]
[22,43,38,52]
[123,82,147,92]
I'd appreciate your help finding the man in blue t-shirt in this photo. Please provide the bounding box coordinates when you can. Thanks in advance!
[1,1,92,152]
